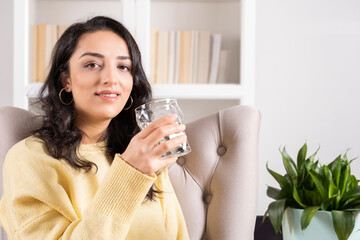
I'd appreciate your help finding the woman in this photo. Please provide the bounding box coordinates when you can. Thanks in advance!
[0,16,189,239]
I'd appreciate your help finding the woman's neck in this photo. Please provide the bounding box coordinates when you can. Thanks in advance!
[75,116,110,144]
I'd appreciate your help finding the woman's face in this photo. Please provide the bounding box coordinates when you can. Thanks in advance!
[64,30,133,125]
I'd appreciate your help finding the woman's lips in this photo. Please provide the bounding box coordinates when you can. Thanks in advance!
[96,91,120,101]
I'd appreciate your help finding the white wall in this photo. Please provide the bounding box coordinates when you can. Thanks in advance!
[255,0,360,215]
[0,0,13,107]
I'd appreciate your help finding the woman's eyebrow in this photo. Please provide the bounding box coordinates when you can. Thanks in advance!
[79,52,131,60]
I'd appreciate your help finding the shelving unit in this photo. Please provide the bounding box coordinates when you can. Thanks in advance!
[13,0,256,122]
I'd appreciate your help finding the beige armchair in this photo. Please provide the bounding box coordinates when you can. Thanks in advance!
[0,105,260,240]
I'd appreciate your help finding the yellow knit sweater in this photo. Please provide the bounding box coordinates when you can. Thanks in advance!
[0,136,189,239]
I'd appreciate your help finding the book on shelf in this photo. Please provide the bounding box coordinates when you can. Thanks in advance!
[197,31,211,84]
[179,31,192,84]
[150,29,223,85]
[174,31,181,84]
[31,24,70,83]
[190,31,199,84]
[150,29,158,84]
[45,24,58,78]
[167,31,176,84]
[31,25,38,83]
[156,31,169,84]
[217,50,230,84]
[37,24,46,83]
[57,25,68,40]
[208,34,222,84]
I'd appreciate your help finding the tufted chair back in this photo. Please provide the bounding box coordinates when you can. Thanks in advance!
[0,105,260,240]
[169,105,260,240]
[0,107,40,240]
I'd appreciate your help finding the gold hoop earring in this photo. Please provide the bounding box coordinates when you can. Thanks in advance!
[59,88,73,105]
[123,96,133,110]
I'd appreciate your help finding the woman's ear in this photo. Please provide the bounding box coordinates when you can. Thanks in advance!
[61,74,72,92]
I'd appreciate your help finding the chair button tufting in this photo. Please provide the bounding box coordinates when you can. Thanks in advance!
[217,146,227,156]
[204,195,212,204]
[177,157,186,166]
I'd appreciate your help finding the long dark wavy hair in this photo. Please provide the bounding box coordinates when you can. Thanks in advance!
[33,16,157,199]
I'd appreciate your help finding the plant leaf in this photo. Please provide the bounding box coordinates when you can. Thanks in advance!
[342,186,360,201]
[267,199,286,233]
[303,171,315,190]
[340,196,360,210]
[297,143,307,170]
[266,162,292,188]
[323,165,332,189]
[262,210,269,224]
[321,196,337,211]
[267,186,282,200]
[306,146,320,163]
[340,165,350,197]
[313,160,319,171]
[343,208,360,212]
[331,210,355,240]
[280,147,298,185]
[349,156,358,165]
[330,155,342,187]
[347,175,358,190]
[328,154,341,171]
[309,170,327,201]
[328,181,338,199]
[280,183,296,205]
[293,186,307,208]
[301,206,320,230]
[303,188,322,206]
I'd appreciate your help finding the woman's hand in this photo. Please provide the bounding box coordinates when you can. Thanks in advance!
[121,114,187,176]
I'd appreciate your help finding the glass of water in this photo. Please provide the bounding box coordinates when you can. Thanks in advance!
[135,98,191,158]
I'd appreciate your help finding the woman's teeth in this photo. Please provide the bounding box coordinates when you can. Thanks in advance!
[99,94,117,97]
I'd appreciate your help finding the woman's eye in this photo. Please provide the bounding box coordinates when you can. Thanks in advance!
[118,65,131,71]
[85,63,100,69]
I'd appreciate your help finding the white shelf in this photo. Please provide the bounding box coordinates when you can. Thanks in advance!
[152,84,242,99]
[41,0,239,1]
[38,0,121,1]
[26,83,242,100]
[153,0,239,2]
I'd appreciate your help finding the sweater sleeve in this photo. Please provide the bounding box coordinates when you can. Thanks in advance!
[0,140,156,240]
[158,168,190,240]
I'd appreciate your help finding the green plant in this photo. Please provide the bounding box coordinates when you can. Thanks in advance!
[264,143,360,240]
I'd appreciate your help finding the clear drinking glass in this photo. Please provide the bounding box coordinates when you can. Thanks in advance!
[135,98,191,158]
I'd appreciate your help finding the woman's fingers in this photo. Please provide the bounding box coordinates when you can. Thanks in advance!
[136,114,178,139]
[121,113,187,175]
[152,134,187,158]
[146,123,186,148]
[157,156,178,170]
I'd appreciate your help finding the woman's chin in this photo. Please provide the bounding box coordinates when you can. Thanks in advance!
[98,108,123,120]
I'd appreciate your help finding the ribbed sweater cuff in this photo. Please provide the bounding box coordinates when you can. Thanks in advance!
[94,154,156,223]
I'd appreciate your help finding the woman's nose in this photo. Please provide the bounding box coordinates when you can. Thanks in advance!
[101,65,118,85]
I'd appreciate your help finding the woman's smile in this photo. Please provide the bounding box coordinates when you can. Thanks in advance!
[95,90,121,102]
